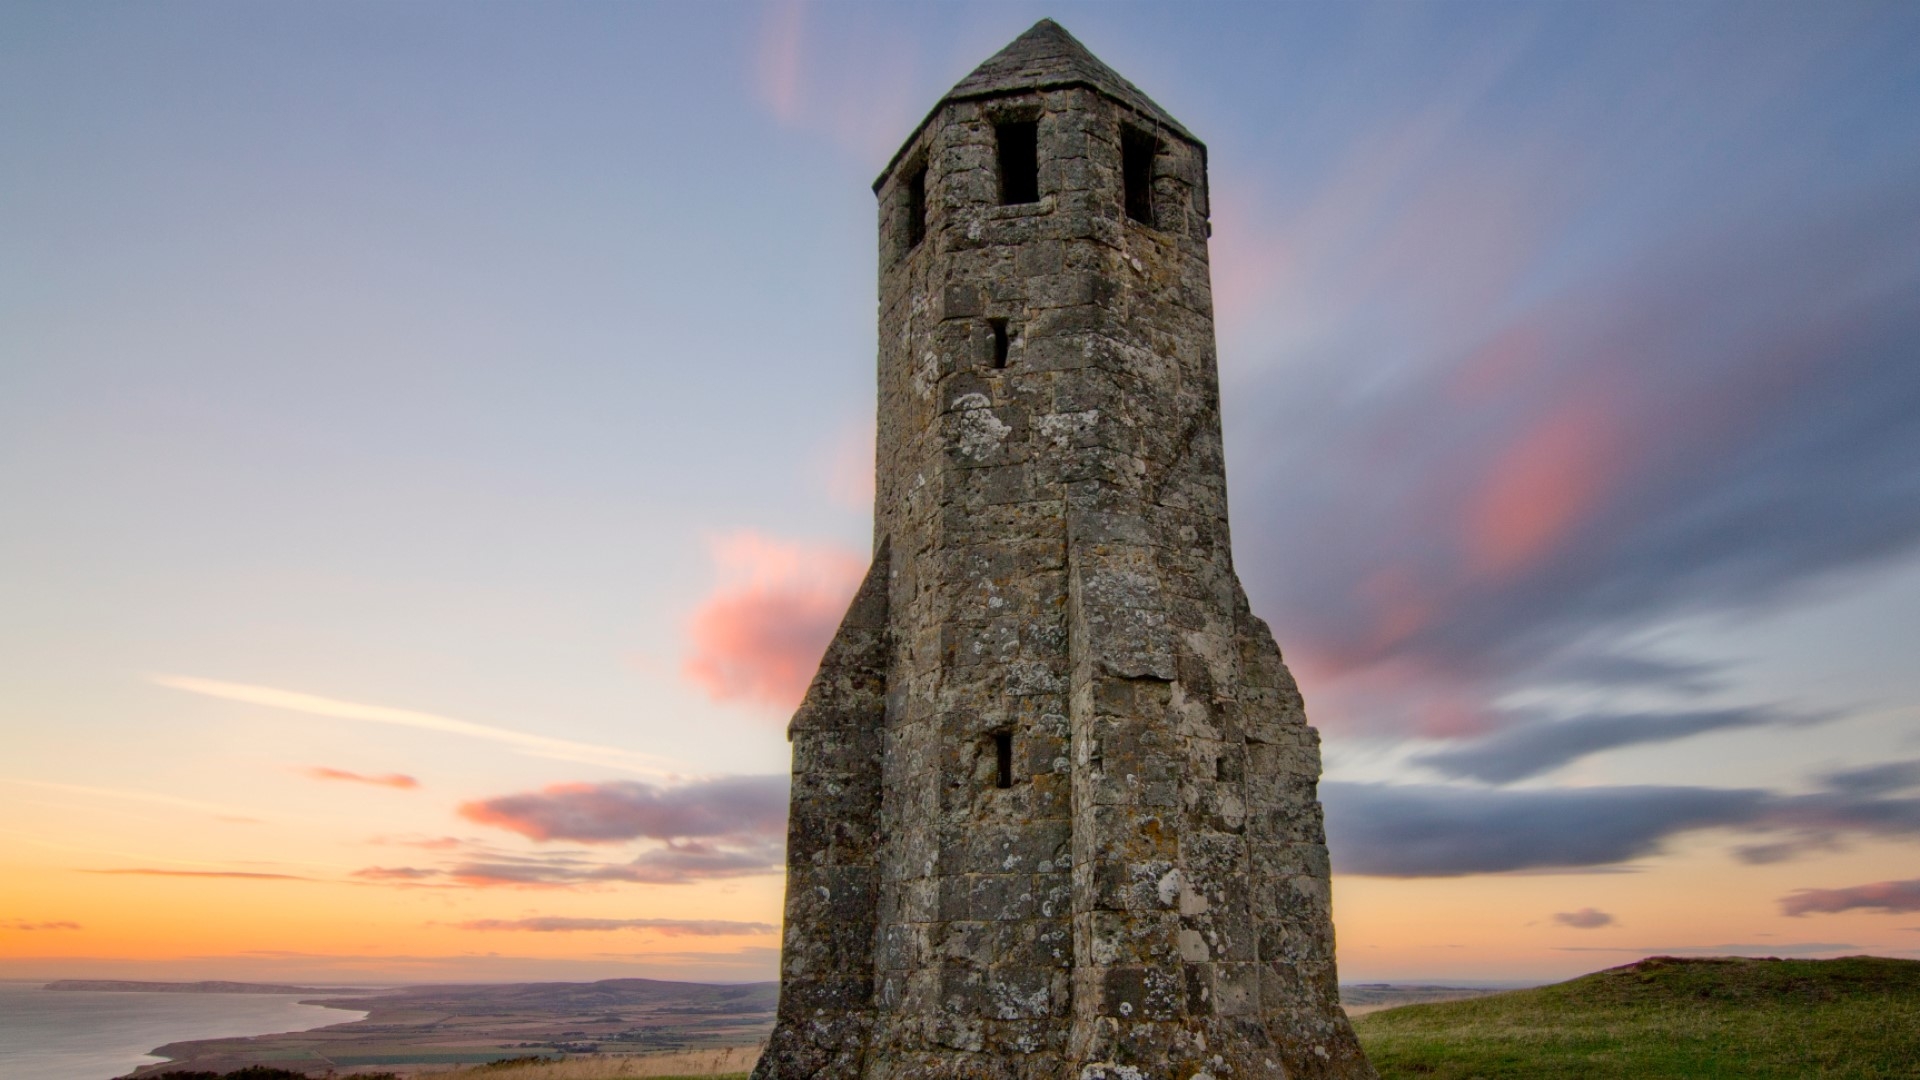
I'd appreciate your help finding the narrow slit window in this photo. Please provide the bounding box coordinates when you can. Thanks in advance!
[1123,128,1158,225]
[994,731,1014,789]
[905,166,927,250]
[988,318,1010,368]
[996,120,1039,205]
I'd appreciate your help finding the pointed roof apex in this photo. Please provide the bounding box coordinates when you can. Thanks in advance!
[948,19,1194,142]
[876,19,1196,190]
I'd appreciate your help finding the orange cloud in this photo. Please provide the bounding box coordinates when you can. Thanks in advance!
[682,532,866,709]
[301,766,419,790]
[1465,396,1623,579]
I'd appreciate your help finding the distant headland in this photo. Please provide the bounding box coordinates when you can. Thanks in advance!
[44,980,369,995]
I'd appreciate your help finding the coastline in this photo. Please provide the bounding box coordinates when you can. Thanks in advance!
[0,982,367,1080]
[125,979,776,1076]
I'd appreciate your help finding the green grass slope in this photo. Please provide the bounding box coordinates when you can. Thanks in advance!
[1353,954,1920,1079]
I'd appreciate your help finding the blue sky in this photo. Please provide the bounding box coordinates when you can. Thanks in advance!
[3,1,1918,983]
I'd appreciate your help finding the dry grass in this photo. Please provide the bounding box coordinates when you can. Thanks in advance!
[429,1046,759,1078]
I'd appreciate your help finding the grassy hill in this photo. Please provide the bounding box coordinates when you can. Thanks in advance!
[1352,954,1920,1079]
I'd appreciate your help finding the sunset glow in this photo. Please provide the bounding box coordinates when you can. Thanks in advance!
[4,1,1918,992]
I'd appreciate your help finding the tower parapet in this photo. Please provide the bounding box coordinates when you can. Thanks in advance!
[756,20,1376,1079]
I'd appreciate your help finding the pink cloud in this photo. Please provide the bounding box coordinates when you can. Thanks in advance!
[1464,395,1625,579]
[755,0,805,125]
[748,2,921,163]
[445,777,790,887]
[1292,651,1499,740]
[822,421,877,509]
[1353,566,1438,659]
[301,766,420,790]
[458,776,787,845]
[682,531,866,709]
[1782,878,1920,917]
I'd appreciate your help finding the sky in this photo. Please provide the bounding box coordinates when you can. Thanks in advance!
[3,0,1918,987]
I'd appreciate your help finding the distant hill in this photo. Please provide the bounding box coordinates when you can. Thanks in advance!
[311,976,777,1014]
[1353,954,1920,1079]
[125,976,778,1076]
[1340,982,1505,1016]
[46,980,366,995]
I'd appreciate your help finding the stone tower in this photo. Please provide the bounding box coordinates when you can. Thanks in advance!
[754,20,1375,1080]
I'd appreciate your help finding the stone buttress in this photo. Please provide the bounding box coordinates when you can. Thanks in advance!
[755,20,1376,1080]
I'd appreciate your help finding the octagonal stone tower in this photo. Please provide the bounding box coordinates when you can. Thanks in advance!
[754,20,1375,1080]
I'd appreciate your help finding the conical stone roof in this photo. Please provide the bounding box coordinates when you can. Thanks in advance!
[946,19,1194,140]
[877,19,1198,189]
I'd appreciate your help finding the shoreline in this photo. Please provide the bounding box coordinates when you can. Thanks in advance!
[123,979,777,1076]
[0,983,364,1080]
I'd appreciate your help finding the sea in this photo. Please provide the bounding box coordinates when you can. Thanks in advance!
[0,981,367,1080]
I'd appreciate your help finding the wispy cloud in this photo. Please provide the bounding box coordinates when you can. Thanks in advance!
[1818,760,1920,796]
[4,920,82,931]
[453,917,775,936]
[749,0,922,162]
[0,948,779,983]
[682,533,865,710]
[301,766,419,790]
[754,0,805,125]
[347,777,800,888]
[1781,878,1920,917]
[83,869,312,881]
[460,776,787,844]
[1414,706,1819,784]
[1325,781,1920,877]
[1554,942,1857,957]
[1,778,273,821]
[352,866,441,882]
[1220,46,1920,745]
[1553,908,1615,929]
[350,785,791,890]
[153,675,676,777]
[367,836,467,851]
[356,846,784,889]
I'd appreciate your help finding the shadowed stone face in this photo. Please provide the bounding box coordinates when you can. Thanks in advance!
[754,19,1377,1080]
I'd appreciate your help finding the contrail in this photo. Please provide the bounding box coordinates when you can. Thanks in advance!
[152,675,680,777]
